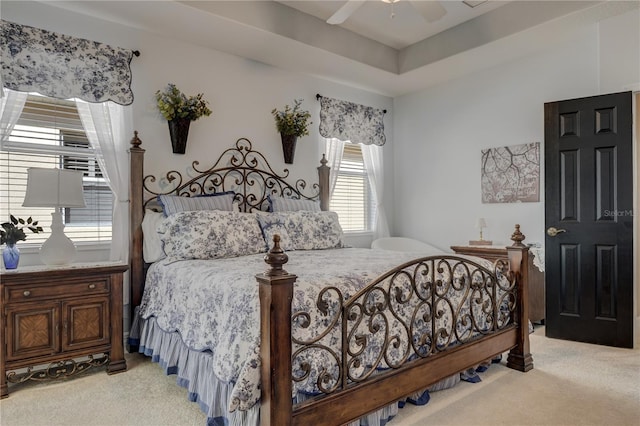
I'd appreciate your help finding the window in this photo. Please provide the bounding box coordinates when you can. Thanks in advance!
[330,143,376,233]
[0,95,113,244]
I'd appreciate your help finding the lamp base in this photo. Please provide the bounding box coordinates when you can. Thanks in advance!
[40,212,77,266]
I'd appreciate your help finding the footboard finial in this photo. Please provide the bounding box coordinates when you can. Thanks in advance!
[510,224,526,247]
[130,130,142,149]
[263,234,289,276]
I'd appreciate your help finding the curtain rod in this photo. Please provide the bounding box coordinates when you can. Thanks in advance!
[316,93,386,114]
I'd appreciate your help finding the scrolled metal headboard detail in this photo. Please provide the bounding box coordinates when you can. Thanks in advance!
[128,132,330,316]
[142,138,322,212]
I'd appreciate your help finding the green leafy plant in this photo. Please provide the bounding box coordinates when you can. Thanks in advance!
[155,84,212,121]
[1,215,43,246]
[271,99,312,137]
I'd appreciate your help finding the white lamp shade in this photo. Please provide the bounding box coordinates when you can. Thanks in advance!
[476,218,487,228]
[22,168,86,208]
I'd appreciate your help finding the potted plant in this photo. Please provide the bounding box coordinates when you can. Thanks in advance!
[1,215,43,269]
[155,83,212,154]
[271,99,312,164]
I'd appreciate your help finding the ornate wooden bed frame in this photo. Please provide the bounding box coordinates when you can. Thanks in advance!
[128,132,533,426]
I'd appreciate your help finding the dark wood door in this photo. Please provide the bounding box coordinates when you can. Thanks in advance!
[544,91,633,348]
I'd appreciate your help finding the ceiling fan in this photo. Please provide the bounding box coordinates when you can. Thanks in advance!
[326,0,447,25]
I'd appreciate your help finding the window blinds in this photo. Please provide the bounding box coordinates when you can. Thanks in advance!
[0,95,113,244]
[330,143,375,233]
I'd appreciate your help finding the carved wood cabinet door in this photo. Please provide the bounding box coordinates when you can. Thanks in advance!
[5,302,60,361]
[62,296,110,352]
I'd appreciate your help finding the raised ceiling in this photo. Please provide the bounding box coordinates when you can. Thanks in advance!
[42,1,638,96]
[276,0,507,50]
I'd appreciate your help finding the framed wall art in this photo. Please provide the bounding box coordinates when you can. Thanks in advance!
[481,142,540,203]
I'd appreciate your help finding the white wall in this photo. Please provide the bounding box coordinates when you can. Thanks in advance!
[598,8,640,94]
[393,9,640,344]
[392,9,639,251]
[2,0,394,259]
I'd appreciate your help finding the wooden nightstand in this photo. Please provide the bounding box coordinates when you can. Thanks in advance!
[450,245,545,324]
[1,263,128,398]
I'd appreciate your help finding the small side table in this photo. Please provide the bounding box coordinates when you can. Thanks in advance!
[1,262,128,398]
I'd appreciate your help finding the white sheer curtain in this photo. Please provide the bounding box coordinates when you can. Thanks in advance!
[324,137,345,198]
[361,143,389,239]
[0,88,28,146]
[76,100,133,262]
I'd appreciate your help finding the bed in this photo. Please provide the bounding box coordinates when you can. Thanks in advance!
[127,132,533,426]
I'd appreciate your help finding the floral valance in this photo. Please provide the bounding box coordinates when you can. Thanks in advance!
[0,20,136,105]
[318,95,386,146]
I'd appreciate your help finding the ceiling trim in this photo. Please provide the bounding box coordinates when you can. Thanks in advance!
[180,1,611,76]
[398,1,606,73]
[180,1,399,73]
[31,1,640,97]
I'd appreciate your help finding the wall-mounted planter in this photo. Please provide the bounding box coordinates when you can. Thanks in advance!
[280,133,297,164]
[168,118,191,154]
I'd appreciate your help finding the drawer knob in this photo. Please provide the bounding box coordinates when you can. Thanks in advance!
[88,283,96,289]
[23,290,31,297]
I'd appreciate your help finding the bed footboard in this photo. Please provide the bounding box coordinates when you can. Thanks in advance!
[256,227,533,426]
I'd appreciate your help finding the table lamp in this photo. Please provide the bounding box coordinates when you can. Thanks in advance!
[22,168,86,265]
[469,217,492,245]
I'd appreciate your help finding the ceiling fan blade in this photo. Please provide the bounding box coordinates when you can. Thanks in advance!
[409,0,447,22]
[327,0,367,25]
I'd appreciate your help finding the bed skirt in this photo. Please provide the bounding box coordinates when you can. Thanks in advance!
[129,309,478,426]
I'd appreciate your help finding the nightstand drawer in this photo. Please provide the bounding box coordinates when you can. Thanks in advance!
[5,280,110,303]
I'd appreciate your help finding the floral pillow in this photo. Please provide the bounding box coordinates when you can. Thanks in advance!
[288,211,344,250]
[257,211,344,251]
[158,210,266,260]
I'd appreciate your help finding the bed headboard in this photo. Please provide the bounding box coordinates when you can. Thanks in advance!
[128,132,330,313]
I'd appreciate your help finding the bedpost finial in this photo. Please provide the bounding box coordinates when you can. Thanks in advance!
[511,224,526,247]
[320,154,327,167]
[130,130,142,149]
[264,234,289,276]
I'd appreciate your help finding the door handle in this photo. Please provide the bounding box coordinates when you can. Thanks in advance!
[547,227,567,237]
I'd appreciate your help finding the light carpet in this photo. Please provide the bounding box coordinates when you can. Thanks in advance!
[1,327,638,426]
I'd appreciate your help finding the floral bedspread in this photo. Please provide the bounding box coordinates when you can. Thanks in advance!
[139,247,497,412]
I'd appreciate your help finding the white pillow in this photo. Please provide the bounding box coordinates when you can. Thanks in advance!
[141,210,166,263]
